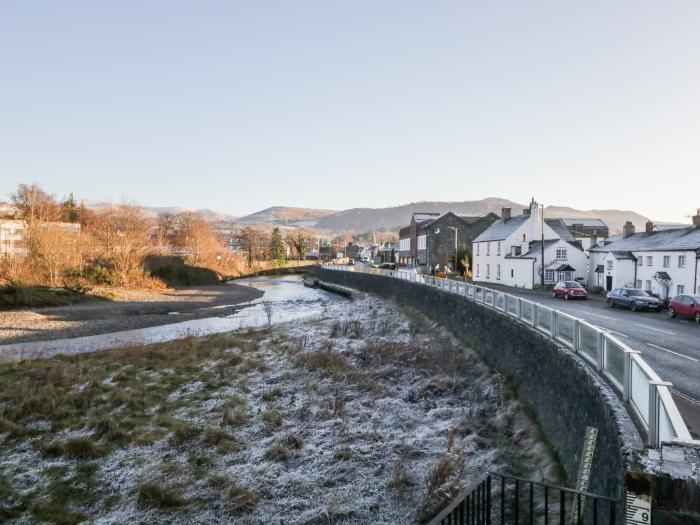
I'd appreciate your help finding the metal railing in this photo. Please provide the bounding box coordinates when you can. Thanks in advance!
[427,471,619,525]
[321,263,695,448]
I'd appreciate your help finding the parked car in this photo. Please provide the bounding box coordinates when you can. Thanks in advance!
[378,262,396,270]
[606,288,662,312]
[553,281,588,300]
[347,259,355,265]
[668,295,700,324]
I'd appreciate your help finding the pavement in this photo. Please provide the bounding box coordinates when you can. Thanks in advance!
[484,283,700,436]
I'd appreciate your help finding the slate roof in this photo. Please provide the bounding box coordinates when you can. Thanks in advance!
[413,212,441,223]
[474,214,529,242]
[611,251,636,260]
[654,271,672,280]
[561,218,608,228]
[589,227,700,253]
[555,264,576,271]
[545,218,575,241]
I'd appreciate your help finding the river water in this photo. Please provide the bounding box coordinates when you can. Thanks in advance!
[0,276,339,363]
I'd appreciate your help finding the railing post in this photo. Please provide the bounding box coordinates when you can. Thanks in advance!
[596,330,604,371]
[573,319,580,353]
[648,380,672,448]
[622,349,640,403]
[551,310,558,338]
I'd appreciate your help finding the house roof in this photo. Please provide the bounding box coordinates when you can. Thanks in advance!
[413,212,441,223]
[422,212,494,230]
[653,271,672,281]
[544,218,575,241]
[555,264,576,272]
[611,251,636,260]
[474,214,529,242]
[590,227,700,253]
[561,218,608,229]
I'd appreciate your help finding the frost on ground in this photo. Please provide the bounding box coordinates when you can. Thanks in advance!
[0,293,561,524]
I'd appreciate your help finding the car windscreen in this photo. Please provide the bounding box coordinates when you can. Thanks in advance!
[627,289,649,297]
[564,281,581,288]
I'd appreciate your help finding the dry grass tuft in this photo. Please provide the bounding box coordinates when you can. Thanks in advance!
[228,484,259,513]
[136,482,187,509]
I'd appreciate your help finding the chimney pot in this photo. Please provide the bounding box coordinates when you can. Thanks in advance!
[693,209,700,227]
[501,207,511,221]
[645,221,654,234]
[622,221,635,238]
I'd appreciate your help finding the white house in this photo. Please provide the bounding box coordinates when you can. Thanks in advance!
[588,213,700,299]
[472,199,590,289]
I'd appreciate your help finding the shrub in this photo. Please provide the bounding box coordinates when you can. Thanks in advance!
[136,483,187,509]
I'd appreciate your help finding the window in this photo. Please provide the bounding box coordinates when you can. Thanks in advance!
[486,264,490,278]
[476,243,479,256]
[417,235,426,250]
[637,257,642,266]
[635,280,642,289]
[476,264,480,277]
[606,260,613,271]
[677,285,685,295]
[497,242,501,256]
[646,256,653,266]
[678,255,686,268]
[486,243,490,256]
[555,248,567,260]
[645,280,652,291]
[496,264,501,280]
[663,256,671,268]
[545,269,555,282]
[511,269,514,278]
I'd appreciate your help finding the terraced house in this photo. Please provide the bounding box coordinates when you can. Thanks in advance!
[588,211,700,298]
[472,199,601,289]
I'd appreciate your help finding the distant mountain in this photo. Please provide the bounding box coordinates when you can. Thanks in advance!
[314,198,654,234]
[84,202,237,221]
[235,207,336,227]
[314,198,523,232]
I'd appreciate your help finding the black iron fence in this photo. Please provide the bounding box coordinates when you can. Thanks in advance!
[427,472,619,525]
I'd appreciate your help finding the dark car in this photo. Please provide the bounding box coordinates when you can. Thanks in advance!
[606,288,662,312]
[378,262,396,270]
[668,295,700,324]
[553,281,588,300]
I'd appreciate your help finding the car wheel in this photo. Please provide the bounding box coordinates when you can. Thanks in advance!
[564,294,570,300]
[668,308,675,318]
[695,312,700,324]
[552,291,557,298]
[630,303,637,312]
[607,300,614,308]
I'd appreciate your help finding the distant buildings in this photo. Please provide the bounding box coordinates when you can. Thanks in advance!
[0,219,81,258]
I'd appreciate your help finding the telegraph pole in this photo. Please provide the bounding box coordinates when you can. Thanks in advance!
[540,203,545,287]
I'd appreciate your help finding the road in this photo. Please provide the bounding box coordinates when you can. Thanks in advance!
[484,284,700,435]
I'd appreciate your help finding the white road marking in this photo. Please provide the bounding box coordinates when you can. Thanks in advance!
[634,323,676,335]
[604,329,628,338]
[647,343,698,362]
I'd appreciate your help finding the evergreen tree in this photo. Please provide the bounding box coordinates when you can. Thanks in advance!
[269,227,286,266]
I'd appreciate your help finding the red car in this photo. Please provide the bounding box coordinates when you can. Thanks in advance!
[668,294,700,324]
[552,281,588,300]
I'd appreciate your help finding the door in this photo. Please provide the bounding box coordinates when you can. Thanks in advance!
[606,276,613,291]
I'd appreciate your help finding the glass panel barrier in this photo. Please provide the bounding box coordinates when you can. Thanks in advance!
[578,323,598,365]
[520,301,533,323]
[484,290,494,305]
[603,337,626,389]
[630,357,651,427]
[536,305,552,333]
[556,315,575,346]
[506,295,518,316]
[495,292,505,310]
[475,287,484,302]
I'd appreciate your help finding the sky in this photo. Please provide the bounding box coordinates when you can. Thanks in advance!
[1,1,699,222]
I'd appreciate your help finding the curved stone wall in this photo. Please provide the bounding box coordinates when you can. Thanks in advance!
[315,268,642,500]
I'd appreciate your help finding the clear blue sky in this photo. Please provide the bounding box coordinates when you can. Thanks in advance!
[1,1,698,221]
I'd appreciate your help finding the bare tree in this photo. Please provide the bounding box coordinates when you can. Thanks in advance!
[10,183,61,223]
[91,203,153,286]
[174,212,222,267]
[24,223,81,286]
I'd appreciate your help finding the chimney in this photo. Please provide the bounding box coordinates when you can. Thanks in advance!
[693,209,700,227]
[501,207,511,221]
[622,221,635,238]
[589,234,598,249]
[521,234,529,255]
[645,221,654,234]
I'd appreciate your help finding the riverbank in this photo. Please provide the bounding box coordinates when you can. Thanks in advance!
[0,289,560,524]
[0,282,263,345]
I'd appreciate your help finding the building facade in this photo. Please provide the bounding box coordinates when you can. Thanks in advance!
[588,214,700,298]
[421,212,499,271]
[472,200,591,289]
[398,213,440,266]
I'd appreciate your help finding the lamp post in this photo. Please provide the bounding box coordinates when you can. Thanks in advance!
[448,226,458,273]
[540,203,545,287]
